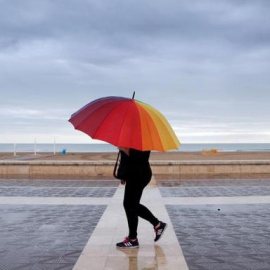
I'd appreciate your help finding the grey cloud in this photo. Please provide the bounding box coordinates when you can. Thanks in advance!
[0,0,270,143]
[1,1,270,51]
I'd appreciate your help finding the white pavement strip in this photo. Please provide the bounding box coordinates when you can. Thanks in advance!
[73,184,189,270]
[163,196,270,205]
[1,195,270,206]
[0,197,112,205]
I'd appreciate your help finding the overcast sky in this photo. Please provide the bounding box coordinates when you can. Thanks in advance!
[1,0,270,144]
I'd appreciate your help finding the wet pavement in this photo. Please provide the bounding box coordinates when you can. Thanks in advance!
[158,179,270,197]
[167,204,270,270]
[0,177,270,269]
[0,205,106,270]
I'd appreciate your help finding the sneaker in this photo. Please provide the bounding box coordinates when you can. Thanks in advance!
[154,222,167,242]
[116,237,139,248]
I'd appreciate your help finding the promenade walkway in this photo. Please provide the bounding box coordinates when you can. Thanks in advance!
[0,176,270,269]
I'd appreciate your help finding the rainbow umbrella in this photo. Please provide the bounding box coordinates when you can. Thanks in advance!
[69,94,180,152]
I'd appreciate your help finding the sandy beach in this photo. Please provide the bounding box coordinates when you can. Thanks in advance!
[1,151,270,161]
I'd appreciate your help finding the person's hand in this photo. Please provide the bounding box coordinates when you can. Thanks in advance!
[118,147,130,155]
[120,180,126,185]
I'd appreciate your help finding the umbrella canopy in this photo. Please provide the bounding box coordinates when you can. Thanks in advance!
[69,96,180,151]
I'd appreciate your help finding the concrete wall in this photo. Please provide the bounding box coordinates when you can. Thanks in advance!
[1,160,270,178]
[151,160,270,176]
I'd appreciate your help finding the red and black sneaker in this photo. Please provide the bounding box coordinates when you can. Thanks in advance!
[116,237,139,248]
[154,222,167,242]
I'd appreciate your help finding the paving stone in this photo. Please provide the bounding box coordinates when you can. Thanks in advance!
[0,179,119,197]
[0,187,117,197]
[0,179,119,187]
[161,186,270,197]
[158,179,270,187]
[166,204,270,270]
[0,205,106,270]
[159,178,270,197]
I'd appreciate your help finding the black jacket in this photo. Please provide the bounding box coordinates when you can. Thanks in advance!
[117,148,152,181]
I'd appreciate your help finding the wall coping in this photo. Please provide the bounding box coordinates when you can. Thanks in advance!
[1,160,270,166]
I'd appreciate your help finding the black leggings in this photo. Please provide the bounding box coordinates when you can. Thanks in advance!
[123,176,159,239]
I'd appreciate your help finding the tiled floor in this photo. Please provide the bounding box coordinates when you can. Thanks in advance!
[0,186,117,197]
[1,177,270,269]
[0,205,106,270]
[167,204,270,270]
[0,179,118,197]
[158,179,270,197]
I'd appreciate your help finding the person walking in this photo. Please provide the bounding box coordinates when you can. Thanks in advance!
[115,147,167,248]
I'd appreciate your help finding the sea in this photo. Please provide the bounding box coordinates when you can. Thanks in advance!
[0,143,270,153]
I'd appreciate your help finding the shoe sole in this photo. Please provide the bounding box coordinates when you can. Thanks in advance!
[155,223,167,242]
[116,245,139,249]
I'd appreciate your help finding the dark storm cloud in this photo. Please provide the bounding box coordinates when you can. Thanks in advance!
[0,0,270,142]
[1,0,270,57]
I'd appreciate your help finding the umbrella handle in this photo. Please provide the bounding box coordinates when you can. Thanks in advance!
[113,151,121,179]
